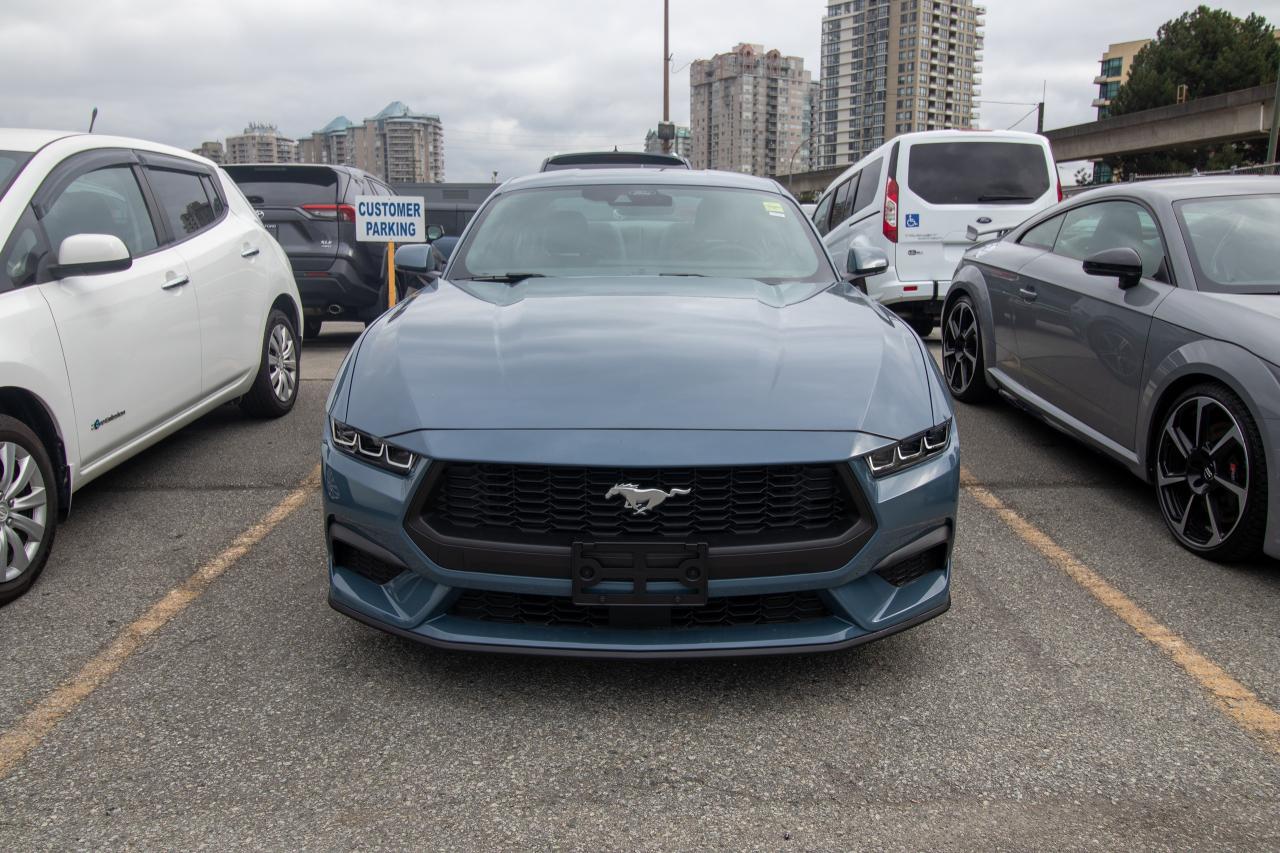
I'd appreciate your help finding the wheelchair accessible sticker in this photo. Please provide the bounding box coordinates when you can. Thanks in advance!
[904,213,920,228]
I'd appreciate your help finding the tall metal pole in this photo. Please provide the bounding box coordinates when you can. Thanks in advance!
[1267,52,1280,173]
[662,0,671,154]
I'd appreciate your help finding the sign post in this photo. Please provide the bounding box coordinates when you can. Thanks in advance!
[353,195,427,309]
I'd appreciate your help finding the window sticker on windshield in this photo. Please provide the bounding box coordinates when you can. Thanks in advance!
[905,213,920,228]
[763,201,787,218]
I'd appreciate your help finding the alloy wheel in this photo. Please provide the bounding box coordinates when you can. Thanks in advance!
[0,441,48,583]
[267,322,298,403]
[941,301,979,394]
[1156,396,1249,551]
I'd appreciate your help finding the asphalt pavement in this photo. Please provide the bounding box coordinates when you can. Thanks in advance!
[1,325,1277,851]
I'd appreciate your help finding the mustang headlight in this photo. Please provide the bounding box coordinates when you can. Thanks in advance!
[330,418,418,474]
[864,421,951,477]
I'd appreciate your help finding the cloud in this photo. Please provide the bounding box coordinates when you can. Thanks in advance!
[0,0,1271,180]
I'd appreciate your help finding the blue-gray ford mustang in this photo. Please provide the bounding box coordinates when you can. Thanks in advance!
[322,169,958,658]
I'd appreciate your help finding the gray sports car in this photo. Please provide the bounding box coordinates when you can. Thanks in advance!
[943,176,1280,562]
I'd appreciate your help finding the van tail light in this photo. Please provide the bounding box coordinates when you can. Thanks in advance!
[883,176,899,243]
[302,203,356,223]
[1056,179,1064,203]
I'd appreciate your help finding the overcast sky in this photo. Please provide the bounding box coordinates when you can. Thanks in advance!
[2,0,1274,181]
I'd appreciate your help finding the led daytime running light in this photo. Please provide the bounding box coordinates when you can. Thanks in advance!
[330,418,416,473]
[865,421,951,477]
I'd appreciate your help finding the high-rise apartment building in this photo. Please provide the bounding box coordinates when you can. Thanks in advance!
[298,102,444,183]
[224,123,297,164]
[190,141,224,164]
[644,125,692,160]
[297,116,358,166]
[1093,40,1150,119]
[820,0,984,169]
[689,43,817,177]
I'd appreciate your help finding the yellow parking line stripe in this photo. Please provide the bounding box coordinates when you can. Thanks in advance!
[0,466,321,778]
[961,467,1280,756]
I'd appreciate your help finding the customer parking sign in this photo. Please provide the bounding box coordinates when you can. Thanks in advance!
[354,196,426,242]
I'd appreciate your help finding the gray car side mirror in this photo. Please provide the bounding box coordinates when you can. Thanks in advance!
[395,243,436,274]
[1083,247,1143,289]
[847,246,889,278]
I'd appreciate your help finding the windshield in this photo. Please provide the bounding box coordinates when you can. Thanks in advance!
[907,141,1051,205]
[0,151,32,200]
[1175,194,1280,293]
[450,184,833,284]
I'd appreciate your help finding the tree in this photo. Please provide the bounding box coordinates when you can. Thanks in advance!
[1105,6,1278,175]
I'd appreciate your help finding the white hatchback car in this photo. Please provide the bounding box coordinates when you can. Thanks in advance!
[0,129,303,603]
[812,130,1060,337]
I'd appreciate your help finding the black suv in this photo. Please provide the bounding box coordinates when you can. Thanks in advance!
[539,151,688,171]
[225,164,394,338]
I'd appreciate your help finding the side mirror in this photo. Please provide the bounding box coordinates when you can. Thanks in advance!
[51,234,132,279]
[846,246,889,278]
[425,224,445,242]
[395,243,435,274]
[1083,247,1143,289]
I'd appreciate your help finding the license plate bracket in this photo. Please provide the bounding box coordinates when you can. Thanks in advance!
[571,541,708,606]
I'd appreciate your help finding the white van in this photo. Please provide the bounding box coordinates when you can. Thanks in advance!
[812,130,1059,336]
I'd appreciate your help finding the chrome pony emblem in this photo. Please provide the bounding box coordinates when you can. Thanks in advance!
[605,484,692,516]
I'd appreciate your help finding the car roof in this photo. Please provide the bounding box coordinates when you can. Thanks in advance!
[224,162,372,177]
[0,128,82,152]
[1076,175,1280,202]
[894,129,1047,144]
[499,168,784,194]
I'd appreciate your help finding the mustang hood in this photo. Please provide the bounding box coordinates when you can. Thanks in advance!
[343,278,935,438]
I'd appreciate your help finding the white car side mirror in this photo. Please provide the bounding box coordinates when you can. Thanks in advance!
[52,233,133,279]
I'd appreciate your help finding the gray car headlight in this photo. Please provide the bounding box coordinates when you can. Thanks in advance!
[330,418,418,474]
[863,421,951,477]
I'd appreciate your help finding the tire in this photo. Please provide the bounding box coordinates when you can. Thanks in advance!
[941,295,993,403]
[304,318,323,341]
[907,315,935,338]
[1153,382,1268,562]
[240,309,300,418]
[0,415,58,606]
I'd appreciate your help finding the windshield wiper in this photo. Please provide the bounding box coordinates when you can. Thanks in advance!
[977,194,1035,203]
[460,273,546,284]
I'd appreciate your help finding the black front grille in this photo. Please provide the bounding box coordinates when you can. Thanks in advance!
[420,463,856,545]
[450,590,830,629]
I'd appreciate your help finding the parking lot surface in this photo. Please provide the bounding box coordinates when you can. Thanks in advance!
[1,327,1277,851]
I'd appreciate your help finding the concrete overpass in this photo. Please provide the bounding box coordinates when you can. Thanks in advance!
[1044,83,1276,162]
[774,83,1276,194]
[774,166,846,199]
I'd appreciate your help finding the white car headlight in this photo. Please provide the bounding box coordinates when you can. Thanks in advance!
[863,421,951,477]
[330,418,418,474]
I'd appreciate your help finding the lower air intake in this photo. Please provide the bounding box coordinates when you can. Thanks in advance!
[449,590,830,629]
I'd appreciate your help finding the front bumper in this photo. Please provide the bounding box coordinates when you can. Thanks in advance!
[322,432,959,658]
